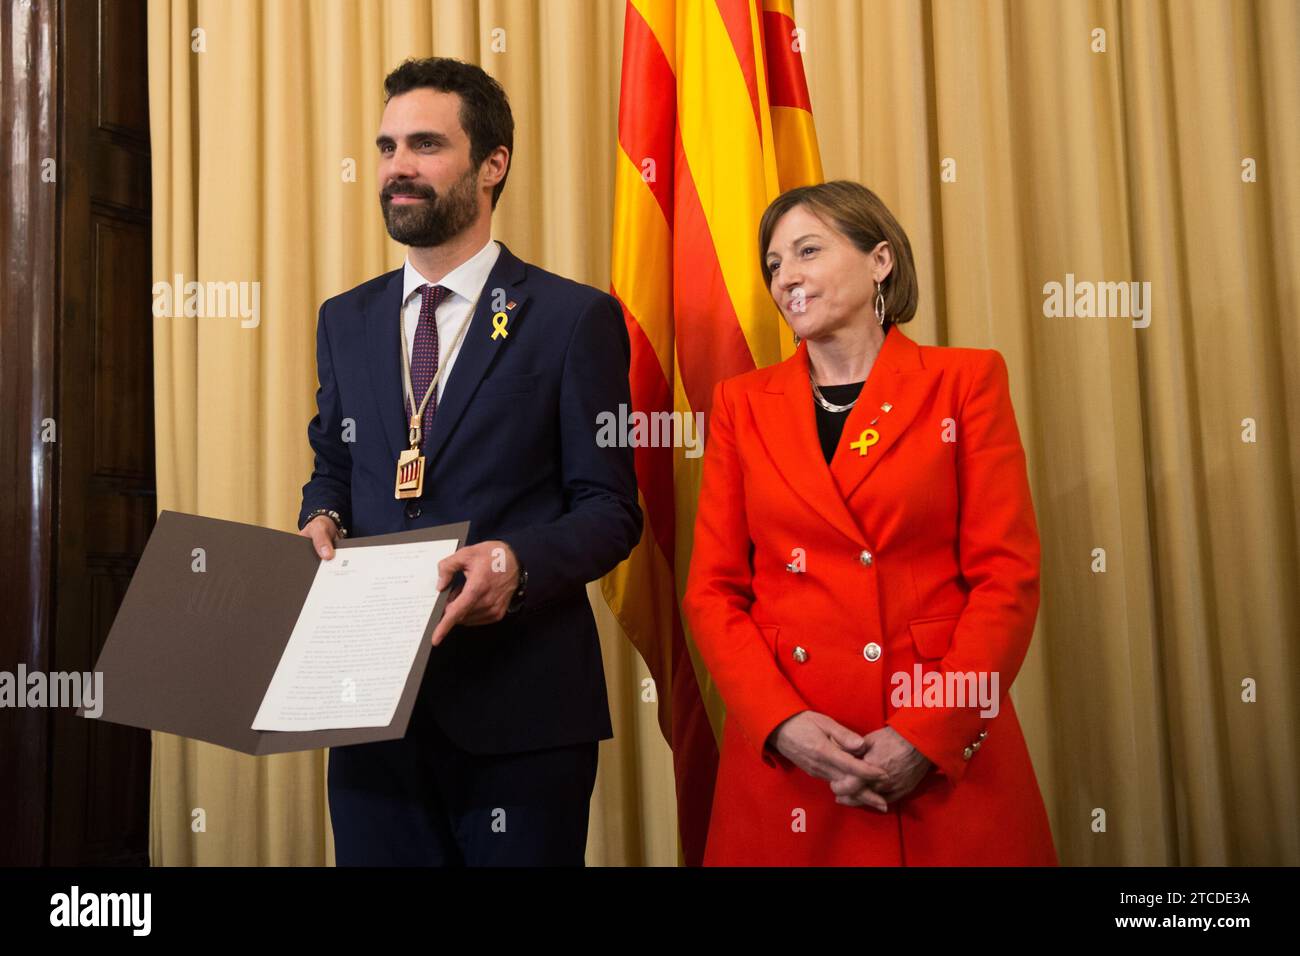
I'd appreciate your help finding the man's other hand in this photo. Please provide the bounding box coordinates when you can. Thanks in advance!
[430,541,519,646]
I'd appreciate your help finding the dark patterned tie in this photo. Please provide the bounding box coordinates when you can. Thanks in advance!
[410,284,450,445]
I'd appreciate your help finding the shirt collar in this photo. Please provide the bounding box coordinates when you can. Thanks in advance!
[402,238,501,308]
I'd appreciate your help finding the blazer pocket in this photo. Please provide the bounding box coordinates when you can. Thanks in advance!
[909,613,961,660]
[479,373,539,397]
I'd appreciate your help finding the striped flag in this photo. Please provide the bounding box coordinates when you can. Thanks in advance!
[604,0,822,865]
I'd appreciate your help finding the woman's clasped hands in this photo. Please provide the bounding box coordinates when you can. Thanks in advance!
[768,711,933,812]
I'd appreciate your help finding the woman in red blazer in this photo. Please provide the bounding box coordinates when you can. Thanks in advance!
[683,181,1057,866]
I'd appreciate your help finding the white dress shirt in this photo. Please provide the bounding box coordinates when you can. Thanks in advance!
[401,238,501,405]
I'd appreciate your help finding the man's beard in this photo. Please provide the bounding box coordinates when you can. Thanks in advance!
[380,167,479,247]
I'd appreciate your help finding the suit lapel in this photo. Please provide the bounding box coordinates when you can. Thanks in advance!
[748,345,865,546]
[420,242,531,469]
[828,326,940,501]
[362,269,409,468]
[747,327,940,543]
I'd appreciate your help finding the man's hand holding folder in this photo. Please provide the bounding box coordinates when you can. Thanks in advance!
[299,514,521,647]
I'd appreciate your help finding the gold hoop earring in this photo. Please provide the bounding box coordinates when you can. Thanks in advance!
[875,282,886,327]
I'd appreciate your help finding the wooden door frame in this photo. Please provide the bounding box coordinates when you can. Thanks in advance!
[0,0,61,867]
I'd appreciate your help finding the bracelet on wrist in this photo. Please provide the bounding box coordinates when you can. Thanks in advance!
[303,508,348,538]
[507,566,528,614]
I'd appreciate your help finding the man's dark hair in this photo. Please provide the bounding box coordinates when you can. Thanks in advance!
[384,57,514,209]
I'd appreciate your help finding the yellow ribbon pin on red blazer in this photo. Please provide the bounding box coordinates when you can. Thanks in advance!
[850,428,879,456]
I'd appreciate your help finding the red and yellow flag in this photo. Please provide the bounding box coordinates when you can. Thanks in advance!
[604,0,822,865]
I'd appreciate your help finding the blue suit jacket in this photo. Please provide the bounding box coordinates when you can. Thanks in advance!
[298,243,641,754]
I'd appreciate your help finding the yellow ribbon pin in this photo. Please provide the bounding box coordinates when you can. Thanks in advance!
[491,311,509,340]
[850,428,880,456]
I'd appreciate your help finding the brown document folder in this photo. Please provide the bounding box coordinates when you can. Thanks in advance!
[87,510,469,755]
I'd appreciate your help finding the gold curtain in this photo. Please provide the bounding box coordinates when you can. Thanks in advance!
[148,0,1299,866]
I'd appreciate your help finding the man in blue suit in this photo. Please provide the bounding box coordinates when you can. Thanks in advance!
[297,57,641,866]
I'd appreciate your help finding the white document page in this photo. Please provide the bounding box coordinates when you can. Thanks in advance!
[251,539,457,731]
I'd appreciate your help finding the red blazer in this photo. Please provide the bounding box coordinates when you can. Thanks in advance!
[683,325,1057,866]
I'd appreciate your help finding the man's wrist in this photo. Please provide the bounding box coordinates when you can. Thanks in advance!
[507,563,528,614]
[302,508,348,538]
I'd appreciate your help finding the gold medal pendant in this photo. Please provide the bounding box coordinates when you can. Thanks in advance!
[396,412,426,499]
[395,447,425,499]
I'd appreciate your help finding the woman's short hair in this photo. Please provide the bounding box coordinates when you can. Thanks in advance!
[758,180,919,326]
